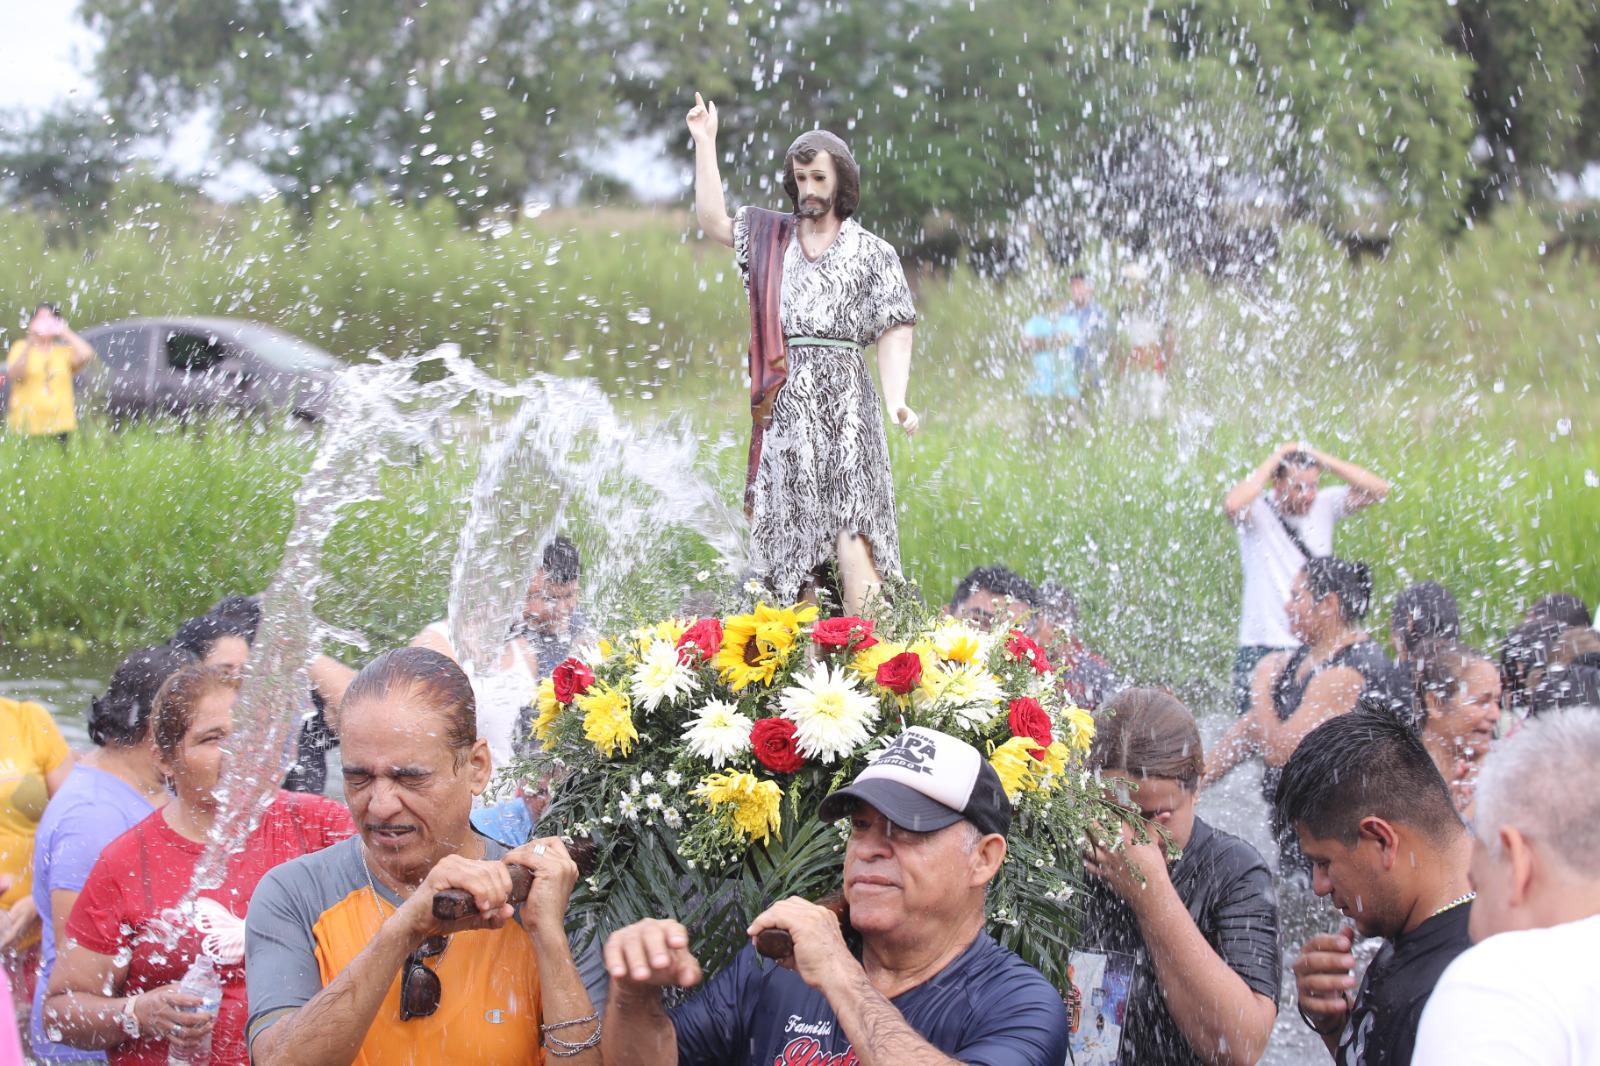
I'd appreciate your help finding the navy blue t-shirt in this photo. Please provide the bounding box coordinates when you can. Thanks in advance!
[669,933,1069,1066]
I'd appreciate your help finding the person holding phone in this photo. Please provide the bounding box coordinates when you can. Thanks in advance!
[6,303,96,442]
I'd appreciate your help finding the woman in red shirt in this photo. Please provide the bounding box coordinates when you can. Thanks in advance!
[43,665,353,1065]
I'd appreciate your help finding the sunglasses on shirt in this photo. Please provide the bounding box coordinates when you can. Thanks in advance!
[399,935,448,1021]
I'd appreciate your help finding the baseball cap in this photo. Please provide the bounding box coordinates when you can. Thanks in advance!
[818,726,1012,838]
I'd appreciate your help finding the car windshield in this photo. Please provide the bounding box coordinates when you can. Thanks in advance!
[226,325,339,372]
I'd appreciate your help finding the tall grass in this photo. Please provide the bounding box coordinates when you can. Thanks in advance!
[4,403,1593,712]
[2,194,1595,708]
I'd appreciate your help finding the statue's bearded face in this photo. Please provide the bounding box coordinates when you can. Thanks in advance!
[791,150,838,220]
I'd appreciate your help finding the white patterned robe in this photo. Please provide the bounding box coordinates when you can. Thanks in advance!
[733,207,918,599]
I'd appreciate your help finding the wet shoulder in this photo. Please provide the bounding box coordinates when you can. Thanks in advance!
[1185,819,1271,881]
[255,834,365,916]
[942,934,1062,1011]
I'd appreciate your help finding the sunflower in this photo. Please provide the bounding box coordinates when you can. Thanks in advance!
[694,770,783,844]
[714,602,820,691]
[577,682,638,758]
[531,677,562,745]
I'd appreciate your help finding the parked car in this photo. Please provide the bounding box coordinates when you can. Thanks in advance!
[75,317,340,423]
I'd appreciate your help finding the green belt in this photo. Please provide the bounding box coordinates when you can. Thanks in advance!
[786,336,862,352]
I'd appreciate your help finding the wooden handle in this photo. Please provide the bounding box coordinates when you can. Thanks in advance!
[431,837,598,922]
[754,893,849,960]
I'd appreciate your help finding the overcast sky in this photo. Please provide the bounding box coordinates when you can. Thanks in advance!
[1,3,96,113]
[0,1,679,201]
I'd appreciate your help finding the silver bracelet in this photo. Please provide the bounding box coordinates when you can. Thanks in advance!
[542,1013,602,1057]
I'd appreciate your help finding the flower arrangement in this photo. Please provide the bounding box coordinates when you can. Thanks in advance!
[521,598,1120,992]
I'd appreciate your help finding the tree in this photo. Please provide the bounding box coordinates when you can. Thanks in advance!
[1452,0,1596,213]
[0,104,131,220]
[80,0,630,216]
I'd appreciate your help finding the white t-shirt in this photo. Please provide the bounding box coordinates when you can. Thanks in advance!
[1235,484,1350,647]
[1412,913,1600,1065]
[424,621,537,773]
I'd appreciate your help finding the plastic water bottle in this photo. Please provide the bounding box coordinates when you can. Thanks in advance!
[168,955,222,1066]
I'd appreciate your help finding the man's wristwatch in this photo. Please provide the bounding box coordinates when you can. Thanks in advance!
[119,993,141,1039]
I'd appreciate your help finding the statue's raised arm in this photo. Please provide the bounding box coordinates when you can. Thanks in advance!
[686,92,733,247]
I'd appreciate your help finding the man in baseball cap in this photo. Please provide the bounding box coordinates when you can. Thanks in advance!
[817,725,1013,837]
[600,727,1068,1066]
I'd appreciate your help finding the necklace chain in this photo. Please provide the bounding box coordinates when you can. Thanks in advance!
[359,843,450,963]
[1431,891,1476,918]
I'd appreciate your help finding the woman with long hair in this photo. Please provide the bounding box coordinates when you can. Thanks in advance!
[1409,638,1501,815]
[1203,556,1406,799]
[43,666,351,1065]
[28,644,190,1062]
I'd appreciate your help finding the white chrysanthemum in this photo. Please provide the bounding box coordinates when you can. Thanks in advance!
[631,639,700,712]
[921,662,1006,726]
[779,662,880,764]
[663,807,683,829]
[928,619,992,665]
[618,794,640,821]
[664,770,682,787]
[681,700,755,767]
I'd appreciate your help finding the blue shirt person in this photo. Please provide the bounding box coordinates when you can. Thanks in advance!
[1023,275,1107,399]
[598,727,1069,1066]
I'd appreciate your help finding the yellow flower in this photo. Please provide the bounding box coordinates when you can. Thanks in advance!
[930,620,985,665]
[989,736,1044,799]
[1037,741,1072,783]
[714,602,820,691]
[1064,705,1095,753]
[631,617,691,654]
[578,682,637,758]
[532,677,562,745]
[694,770,784,844]
[848,640,905,683]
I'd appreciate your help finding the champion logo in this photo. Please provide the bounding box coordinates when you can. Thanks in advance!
[772,1036,859,1066]
[485,1009,506,1024]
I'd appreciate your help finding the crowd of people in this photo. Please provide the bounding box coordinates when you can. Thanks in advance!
[2,447,1597,1065]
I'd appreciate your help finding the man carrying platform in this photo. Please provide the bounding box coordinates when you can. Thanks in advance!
[599,727,1070,1066]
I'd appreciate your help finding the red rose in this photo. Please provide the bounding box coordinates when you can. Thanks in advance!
[551,658,595,704]
[1006,630,1052,674]
[751,717,806,774]
[876,651,924,695]
[1007,697,1053,758]
[811,616,879,653]
[676,617,724,665]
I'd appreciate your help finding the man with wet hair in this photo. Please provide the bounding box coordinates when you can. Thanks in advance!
[1223,441,1389,711]
[599,727,1069,1066]
[1412,707,1600,1064]
[1522,591,1592,630]
[245,646,599,1065]
[684,92,919,618]
[1276,709,1473,1065]
[948,564,1040,628]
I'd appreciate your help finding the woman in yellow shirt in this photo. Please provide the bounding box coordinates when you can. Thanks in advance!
[6,302,96,439]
